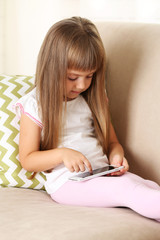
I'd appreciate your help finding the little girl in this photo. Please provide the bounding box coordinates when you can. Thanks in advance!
[15,17,160,222]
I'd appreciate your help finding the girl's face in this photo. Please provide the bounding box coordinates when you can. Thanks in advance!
[66,69,95,100]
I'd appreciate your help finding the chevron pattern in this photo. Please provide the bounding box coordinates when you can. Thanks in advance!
[0,75,46,190]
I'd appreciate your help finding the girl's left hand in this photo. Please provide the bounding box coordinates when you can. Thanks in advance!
[109,155,129,176]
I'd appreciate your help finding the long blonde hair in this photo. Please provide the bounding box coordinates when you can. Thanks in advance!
[35,17,110,154]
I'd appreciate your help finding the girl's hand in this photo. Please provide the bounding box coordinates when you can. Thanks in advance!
[61,148,93,173]
[109,155,129,176]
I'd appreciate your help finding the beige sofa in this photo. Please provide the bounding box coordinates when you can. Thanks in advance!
[1,22,160,240]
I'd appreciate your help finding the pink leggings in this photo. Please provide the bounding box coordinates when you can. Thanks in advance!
[51,172,160,222]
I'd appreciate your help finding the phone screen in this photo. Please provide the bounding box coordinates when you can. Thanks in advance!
[76,165,115,178]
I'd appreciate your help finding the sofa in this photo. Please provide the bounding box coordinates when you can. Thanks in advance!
[1,21,160,240]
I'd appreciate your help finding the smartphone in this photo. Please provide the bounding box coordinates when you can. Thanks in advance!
[69,165,124,182]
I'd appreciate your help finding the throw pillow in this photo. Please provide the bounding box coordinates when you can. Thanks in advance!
[0,75,46,190]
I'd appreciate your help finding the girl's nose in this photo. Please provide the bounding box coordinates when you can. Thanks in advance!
[76,78,85,90]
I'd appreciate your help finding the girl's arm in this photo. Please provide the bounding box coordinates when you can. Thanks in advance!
[107,121,129,175]
[19,114,63,172]
[19,114,92,173]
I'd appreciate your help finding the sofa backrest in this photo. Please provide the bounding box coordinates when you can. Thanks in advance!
[96,22,160,184]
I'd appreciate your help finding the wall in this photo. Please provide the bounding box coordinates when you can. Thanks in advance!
[0,0,4,73]
[1,0,160,75]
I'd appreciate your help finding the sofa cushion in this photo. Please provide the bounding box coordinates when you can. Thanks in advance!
[96,22,160,185]
[1,187,160,240]
[0,75,45,189]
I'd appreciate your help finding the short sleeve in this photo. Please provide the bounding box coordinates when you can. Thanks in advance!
[13,88,43,128]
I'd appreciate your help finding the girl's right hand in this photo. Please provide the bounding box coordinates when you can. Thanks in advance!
[61,148,92,173]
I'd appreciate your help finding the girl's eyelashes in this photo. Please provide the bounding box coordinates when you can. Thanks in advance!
[68,75,94,81]
[87,75,94,78]
[68,77,77,81]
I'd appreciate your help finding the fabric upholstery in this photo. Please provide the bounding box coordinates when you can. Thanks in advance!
[1,187,160,240]
[96,22,160,185]
[0,75,45,189]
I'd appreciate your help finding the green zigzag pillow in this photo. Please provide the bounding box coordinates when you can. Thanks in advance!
[0,75,46,190]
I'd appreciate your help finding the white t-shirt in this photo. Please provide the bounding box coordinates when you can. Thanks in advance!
[15,88,109,194]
